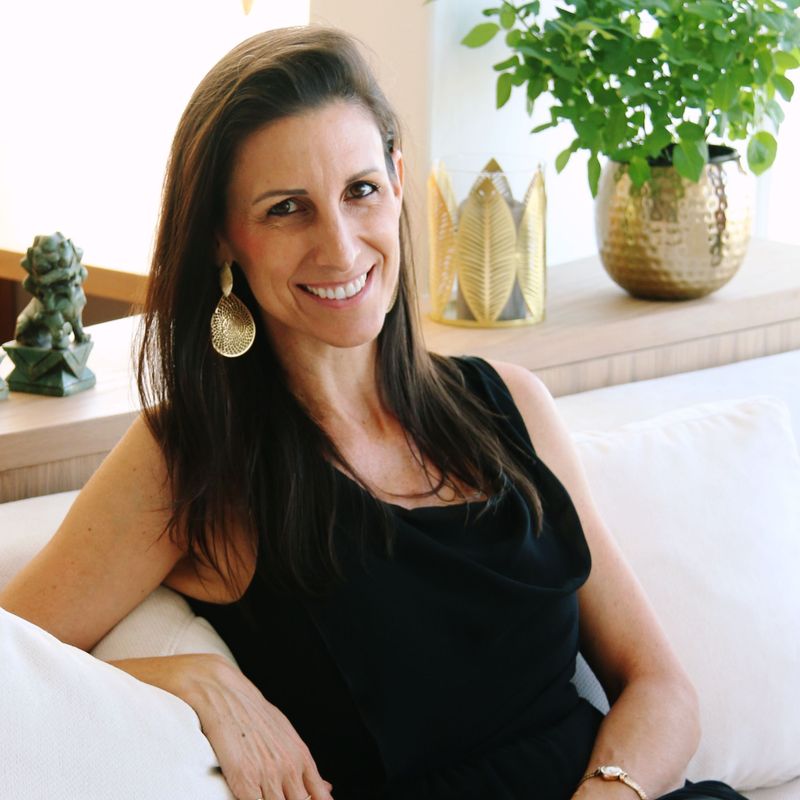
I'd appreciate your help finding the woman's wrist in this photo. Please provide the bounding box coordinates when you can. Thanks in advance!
[572,774,647,800]
[577,766,648,799]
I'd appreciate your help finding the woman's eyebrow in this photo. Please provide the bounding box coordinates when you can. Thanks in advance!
[251,167,381,206]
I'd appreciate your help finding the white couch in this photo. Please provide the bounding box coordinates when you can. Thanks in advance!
[2,350,799,800]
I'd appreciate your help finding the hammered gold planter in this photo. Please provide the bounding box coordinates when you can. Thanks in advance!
[595,149,753,300]
[428,158,546,327]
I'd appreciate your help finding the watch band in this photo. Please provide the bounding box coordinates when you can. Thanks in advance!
[578,765,648,799]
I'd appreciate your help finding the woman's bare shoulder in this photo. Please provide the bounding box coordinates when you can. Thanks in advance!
[481,359,563,450]
[0,412,187,650]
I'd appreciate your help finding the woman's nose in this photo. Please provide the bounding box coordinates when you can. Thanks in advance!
[311,207,359,272]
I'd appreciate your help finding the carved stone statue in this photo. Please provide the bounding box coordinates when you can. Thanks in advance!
[0,352,7,400]
[1,232,95,397]
[15,233,90,349]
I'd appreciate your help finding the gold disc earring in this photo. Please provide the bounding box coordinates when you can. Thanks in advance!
[210,261,256,357]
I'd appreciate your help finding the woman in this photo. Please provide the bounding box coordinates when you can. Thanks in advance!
[0,26,747,800]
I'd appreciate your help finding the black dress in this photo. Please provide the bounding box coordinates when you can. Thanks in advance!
[186,357,745,800]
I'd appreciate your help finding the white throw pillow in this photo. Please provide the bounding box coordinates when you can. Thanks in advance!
[572,396,800,791]
[0,608,233,799]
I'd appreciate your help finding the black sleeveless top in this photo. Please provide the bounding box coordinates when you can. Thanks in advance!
[186,357,603,799]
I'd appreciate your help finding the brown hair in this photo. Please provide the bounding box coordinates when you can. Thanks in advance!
[137,26,541,596]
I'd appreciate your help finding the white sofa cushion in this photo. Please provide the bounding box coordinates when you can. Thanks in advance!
[0,490,235,800]
[572,395,800,792]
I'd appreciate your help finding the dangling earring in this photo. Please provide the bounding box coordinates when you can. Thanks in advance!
[210,261,256,357]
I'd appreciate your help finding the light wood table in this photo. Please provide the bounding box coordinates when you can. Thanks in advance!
[0,315,141,502]
[1,238,799,502]
[424,237,800,396]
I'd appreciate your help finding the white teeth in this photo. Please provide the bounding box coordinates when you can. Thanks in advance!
[305,271,369,300]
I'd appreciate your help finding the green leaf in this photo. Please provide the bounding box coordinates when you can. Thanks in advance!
[673,140,707,182]
[712,26,730,43]
[552,63,578,81]
[766,98,785,128]
[519,42,550,63]
[747,131,778,175]
[509,70,527,87]
[676,121,706,141]
[555,143,575,173]
[531,120,557,133]
[526,75,548,104]
[462,22,500,48]
[493,55,520,71]
[496,72,513,108]
[506,29,523,47]
[644,128,674,159]
[685,1,726,21]
[775,51,800,72]
[773,74,795,102]
[587,154,601,198]
[605,107,629,150]
[712,72,738,111]
[628,155,651,188]
[499,5,516,30]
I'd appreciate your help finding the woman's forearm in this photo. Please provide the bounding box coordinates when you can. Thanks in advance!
[106,653,335,799]
[106,652,232,710]
[573,674,701,799]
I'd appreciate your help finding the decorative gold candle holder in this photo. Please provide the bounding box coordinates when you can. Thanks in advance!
[427,158,546,327]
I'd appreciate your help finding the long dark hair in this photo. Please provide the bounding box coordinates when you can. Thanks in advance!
[137,26,542,596]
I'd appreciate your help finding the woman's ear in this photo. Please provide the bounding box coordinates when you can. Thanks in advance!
[390,148,404,202]
[216,235,234,267]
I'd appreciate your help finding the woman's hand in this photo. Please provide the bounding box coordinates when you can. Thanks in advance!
[111,653,334,800]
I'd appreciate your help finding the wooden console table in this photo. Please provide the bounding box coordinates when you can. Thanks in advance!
[423,237,800,397]
[1,238,799,502]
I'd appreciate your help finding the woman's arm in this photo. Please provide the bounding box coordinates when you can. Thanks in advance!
[490,361,701,799]
[0,415,334,800]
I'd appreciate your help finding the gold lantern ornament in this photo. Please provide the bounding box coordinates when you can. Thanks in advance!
[428,158,546,327]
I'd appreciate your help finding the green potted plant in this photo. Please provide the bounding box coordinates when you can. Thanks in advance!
[462,0,800,299]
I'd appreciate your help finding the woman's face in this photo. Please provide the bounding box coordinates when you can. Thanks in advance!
[218,100,404,357]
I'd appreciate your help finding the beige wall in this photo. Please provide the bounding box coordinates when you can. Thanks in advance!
[310,0,434,295]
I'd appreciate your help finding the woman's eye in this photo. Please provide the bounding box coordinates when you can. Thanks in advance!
[348,181,379,199]
[267,198,299,217]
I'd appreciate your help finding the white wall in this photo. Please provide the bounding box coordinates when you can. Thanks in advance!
[0,0,310,273]
[430,0,799,263]
[429,0,596,267]
[758,97,800,246]
[1,0,795,280]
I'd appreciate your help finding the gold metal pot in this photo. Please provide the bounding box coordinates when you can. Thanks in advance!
[595,146,754,300]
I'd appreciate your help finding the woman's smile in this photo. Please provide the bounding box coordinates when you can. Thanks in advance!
[300,265,372,302]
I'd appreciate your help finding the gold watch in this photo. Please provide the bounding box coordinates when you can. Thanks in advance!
[578,765,648,799]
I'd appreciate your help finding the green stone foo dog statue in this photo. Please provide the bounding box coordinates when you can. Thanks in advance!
[1,232,96,396]
[0,352,7,400]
